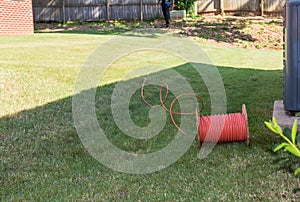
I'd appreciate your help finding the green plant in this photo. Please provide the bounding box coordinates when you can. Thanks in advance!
[255,44,263,49]
[258,28,264,34]
[264,117,300,175]
[175,0,196,14]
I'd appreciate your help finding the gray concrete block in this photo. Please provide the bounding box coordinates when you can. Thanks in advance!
[272,100,300,129]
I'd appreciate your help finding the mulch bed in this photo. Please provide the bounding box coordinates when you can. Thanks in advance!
[35,16,283,51]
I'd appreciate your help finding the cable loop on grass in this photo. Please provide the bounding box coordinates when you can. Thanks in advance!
[141,77,205,135]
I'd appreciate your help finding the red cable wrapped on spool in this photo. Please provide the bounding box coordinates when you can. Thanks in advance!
[198,105,249,146]
[141,78,250,146]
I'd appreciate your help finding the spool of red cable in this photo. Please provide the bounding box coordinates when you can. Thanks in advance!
[198,104,249,146]
[141,78,249,146]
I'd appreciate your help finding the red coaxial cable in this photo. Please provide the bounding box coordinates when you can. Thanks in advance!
[198,105,249,146]
[141,78,249,146]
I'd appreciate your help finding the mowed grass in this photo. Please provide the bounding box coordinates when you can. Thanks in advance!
[1,30,299,201]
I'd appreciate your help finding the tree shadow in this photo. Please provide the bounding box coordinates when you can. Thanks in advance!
[1,64,282,165]
[1,63,290,198]
[34,20,164,36]
[34,16,283,50]
[272,155,300,175]
[34,22,135,36]
[178,17,258,44]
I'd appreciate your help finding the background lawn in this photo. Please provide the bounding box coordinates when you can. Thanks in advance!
[1,23,299,201]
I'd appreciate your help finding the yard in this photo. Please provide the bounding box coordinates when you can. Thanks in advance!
[1,16,299,201]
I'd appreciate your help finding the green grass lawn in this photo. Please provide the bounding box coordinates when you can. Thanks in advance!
[1,29,299,201]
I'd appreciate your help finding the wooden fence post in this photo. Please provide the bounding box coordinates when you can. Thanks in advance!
[156,0,160,18]
[62,0,66,23]
[261,0,264,16]
[107,0,110,20]
[220,0,224,14]
[251,0,257,12]
[140,0,143,21]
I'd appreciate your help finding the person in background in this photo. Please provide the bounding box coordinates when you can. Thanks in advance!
[159,0,171,28]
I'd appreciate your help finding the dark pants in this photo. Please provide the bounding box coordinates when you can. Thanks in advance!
[161,4,170,26]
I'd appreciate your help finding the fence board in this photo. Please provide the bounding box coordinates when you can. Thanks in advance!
[196,0,216,12]
[265,0,285,12]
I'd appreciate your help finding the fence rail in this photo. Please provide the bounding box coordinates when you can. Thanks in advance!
[33,0,286,22]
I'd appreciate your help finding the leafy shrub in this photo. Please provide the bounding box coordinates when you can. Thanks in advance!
[265,117,300,175]
[174,0,196,14]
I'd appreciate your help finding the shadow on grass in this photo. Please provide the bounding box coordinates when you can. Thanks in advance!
[34,20,163,36]
[2,63,296,200]
[177,17,282,46]
[179,18,254,43]
[34,17,283,50]
[272,155,300,174]
[35,26,171,40]
[0,63,283,167]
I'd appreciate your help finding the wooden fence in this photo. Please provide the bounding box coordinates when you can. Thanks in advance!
[33,0,160,22]
[197,0,286,15]
[33,0,286,22]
